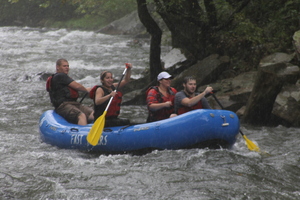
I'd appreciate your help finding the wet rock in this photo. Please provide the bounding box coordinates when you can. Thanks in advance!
[273,84,300,127]
[171,54,230,91]
[38,72,52,81]
[204,71,256,113]
[260,52,295,64]
[293,30,300,61]
[162,48,187,69]
[242,54,300,126]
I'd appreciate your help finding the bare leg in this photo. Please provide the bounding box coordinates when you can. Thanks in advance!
[88,111,94,123]
[77,112,87,125]
[170,113,177,118]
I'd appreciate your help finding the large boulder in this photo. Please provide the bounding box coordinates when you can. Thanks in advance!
[272,82,300,127]
[204,71,256,112]
[293,30,300,61]
[242,52,300,126]
[162,48,187,69]
[260,52,295,64]
[97,11,147,36]
[171,54,231,91]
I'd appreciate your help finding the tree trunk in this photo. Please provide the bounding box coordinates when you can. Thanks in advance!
[136,0,162,81]
[242,63,297,126]
[154,0,207,60]
[152,0,252,60]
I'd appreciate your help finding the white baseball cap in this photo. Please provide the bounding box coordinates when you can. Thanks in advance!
[157,71,172,81]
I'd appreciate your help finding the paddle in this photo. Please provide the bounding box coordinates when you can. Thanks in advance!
[79,92,88,103]
[87,66,128,146]
[211,93,261,152]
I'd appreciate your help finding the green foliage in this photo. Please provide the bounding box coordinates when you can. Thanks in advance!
[0,0,136,28]
[39,1,51,8]
[152,0,300,71]
[70,0,136,23]
[216,0,300,69]
[244,0,300,51]
[231,14,264,45]
[0,0,82,26]
[50,15,106,30]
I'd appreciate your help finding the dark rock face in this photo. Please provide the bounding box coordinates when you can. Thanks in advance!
[171,54,231,91]
[122,50,300,127]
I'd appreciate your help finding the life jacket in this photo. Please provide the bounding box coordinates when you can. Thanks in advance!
[46,76,52,92]
[90,85,122,119]
[146,86,177,122]
[46,74,79,108]
[177,96,203,115]
[46,75,79,99]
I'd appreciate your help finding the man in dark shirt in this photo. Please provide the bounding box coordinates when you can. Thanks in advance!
[174,76,213,115]
[47,58,94,125]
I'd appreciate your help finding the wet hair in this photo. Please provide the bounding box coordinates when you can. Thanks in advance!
[183,76,196,84]
[100,71,113,81]
[56,58,68,66]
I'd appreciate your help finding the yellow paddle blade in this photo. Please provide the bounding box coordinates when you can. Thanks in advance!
[243,135,260,152]
[86,111,107,146]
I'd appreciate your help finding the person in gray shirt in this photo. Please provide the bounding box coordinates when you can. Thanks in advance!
[174,76,213,115]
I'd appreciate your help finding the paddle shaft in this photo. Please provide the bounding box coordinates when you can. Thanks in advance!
[80,66,127,106]
[104,67,128,112]
[79,92,88,103]
[211,93,224,109]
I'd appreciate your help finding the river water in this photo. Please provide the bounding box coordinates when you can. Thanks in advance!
[0,27,299,200]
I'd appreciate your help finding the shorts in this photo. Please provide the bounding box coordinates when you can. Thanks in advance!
[55,101,93,124]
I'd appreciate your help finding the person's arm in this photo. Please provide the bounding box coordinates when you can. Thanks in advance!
[86,87,92,92]
[146,88,172,111]
[68,81,89,92]
[148,101,172,111]
[94,87,115,105]
[114,63,132,90]
[181,86,213,107]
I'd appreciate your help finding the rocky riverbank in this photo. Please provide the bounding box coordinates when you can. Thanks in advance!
[98,11,300,127]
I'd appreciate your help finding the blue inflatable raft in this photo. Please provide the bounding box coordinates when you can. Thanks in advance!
[39,109,240,154]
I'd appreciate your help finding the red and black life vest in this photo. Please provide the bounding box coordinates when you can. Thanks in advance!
[90,85,122,119]
[46,74,79,108]
[146,86,177,122]
[46,75,79,98]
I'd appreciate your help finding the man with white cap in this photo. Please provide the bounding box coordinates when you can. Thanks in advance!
[146,71,177,122]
